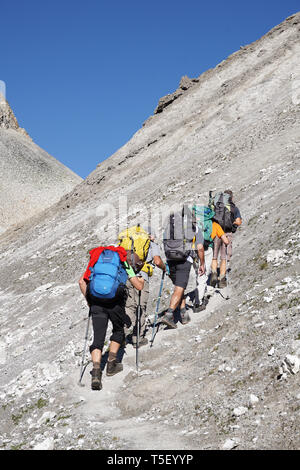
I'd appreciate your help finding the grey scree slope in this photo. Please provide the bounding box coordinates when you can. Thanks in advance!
[0,13,300,450]
[0,95,82,234]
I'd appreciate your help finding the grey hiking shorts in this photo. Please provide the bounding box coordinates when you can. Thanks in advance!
[168,260,192,289]
[213,232,233,260]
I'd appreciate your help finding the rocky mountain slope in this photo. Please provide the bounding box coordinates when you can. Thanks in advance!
[0,13,299,450]
[0,95,82,234]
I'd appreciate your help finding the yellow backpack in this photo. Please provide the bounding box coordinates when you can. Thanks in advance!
[118,225,153,277]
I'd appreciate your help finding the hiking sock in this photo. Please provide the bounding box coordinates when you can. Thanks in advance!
[166,308,175,316]
[108,351,117,362]
[93,361,100,370]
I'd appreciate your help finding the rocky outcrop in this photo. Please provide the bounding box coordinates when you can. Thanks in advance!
[0,94,19,130]
[154,75,200,113]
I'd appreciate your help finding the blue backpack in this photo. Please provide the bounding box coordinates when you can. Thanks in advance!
[89,250,128,300]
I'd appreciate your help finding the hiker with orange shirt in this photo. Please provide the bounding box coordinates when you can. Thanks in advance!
[192,212,229,312]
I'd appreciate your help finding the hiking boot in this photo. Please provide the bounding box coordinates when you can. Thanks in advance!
[90,368,102,391]
[181,310,191,325]
[193,303,202,313]
[106,360,123,377]
[193,303,205,313]
[160,311,177,329]
[193,296,208,312]
[132,337,148,348]
[210,271,218,287]
[219,277,227,289]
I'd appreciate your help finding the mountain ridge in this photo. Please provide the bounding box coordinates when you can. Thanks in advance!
[0,12,299,450]
[0,95,82,234]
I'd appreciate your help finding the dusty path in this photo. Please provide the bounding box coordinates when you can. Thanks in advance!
[68,288,227,450]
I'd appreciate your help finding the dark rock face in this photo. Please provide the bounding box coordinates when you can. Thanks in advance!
[154,75,199,114]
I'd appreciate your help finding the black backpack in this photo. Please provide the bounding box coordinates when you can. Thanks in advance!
[163,206,196,261]
[210,192,235,232]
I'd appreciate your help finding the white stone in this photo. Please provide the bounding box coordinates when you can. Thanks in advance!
[222,438,239,450]
[233,406,248,417]
[33,437,54,450]
[37,411,56,426]
[283,355,300,375]
[249,394,259,406]
[267,249,286,264]
[139,369,153,376]
[254,322,265,328]
[268,346,275,356]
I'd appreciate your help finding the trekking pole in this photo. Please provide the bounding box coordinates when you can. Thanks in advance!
[78,312,91,386]
[209,190,213,208]
[225,246,230,300]
[150,271,165,347]
[136,290,142,374]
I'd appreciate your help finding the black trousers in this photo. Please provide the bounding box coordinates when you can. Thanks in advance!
[87,286,130,353]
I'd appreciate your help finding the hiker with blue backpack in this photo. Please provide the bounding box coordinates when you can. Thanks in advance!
[191,204,229,310]
[78,245,143,391]
[209,190,242,288]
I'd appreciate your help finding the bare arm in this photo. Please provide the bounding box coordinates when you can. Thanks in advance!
[129,276,144,291]
[78,275,87,298]
[234,217,242,226]
[221,234,229,245]
[197,244,206,275]
[153,255,166,272]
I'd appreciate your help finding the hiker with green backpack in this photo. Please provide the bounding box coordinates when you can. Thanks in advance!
[209,190,242,288]
[118,225,167,348]
[191,204,229,310]
[78,245,143,391]
[161,206,205,328]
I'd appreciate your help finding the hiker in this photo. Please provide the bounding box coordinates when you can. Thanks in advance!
[210,190,242,288]
[161,207,205,328]
[121,227,167,348]
[78,245,143,391]
[191,206,229,311]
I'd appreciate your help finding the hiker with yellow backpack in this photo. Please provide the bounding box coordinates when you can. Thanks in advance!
[118,225,167,348]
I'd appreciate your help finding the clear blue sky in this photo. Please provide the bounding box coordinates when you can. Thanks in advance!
[1,0,299,178]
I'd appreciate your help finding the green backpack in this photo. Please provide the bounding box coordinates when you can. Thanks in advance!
[192,205,215,249]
